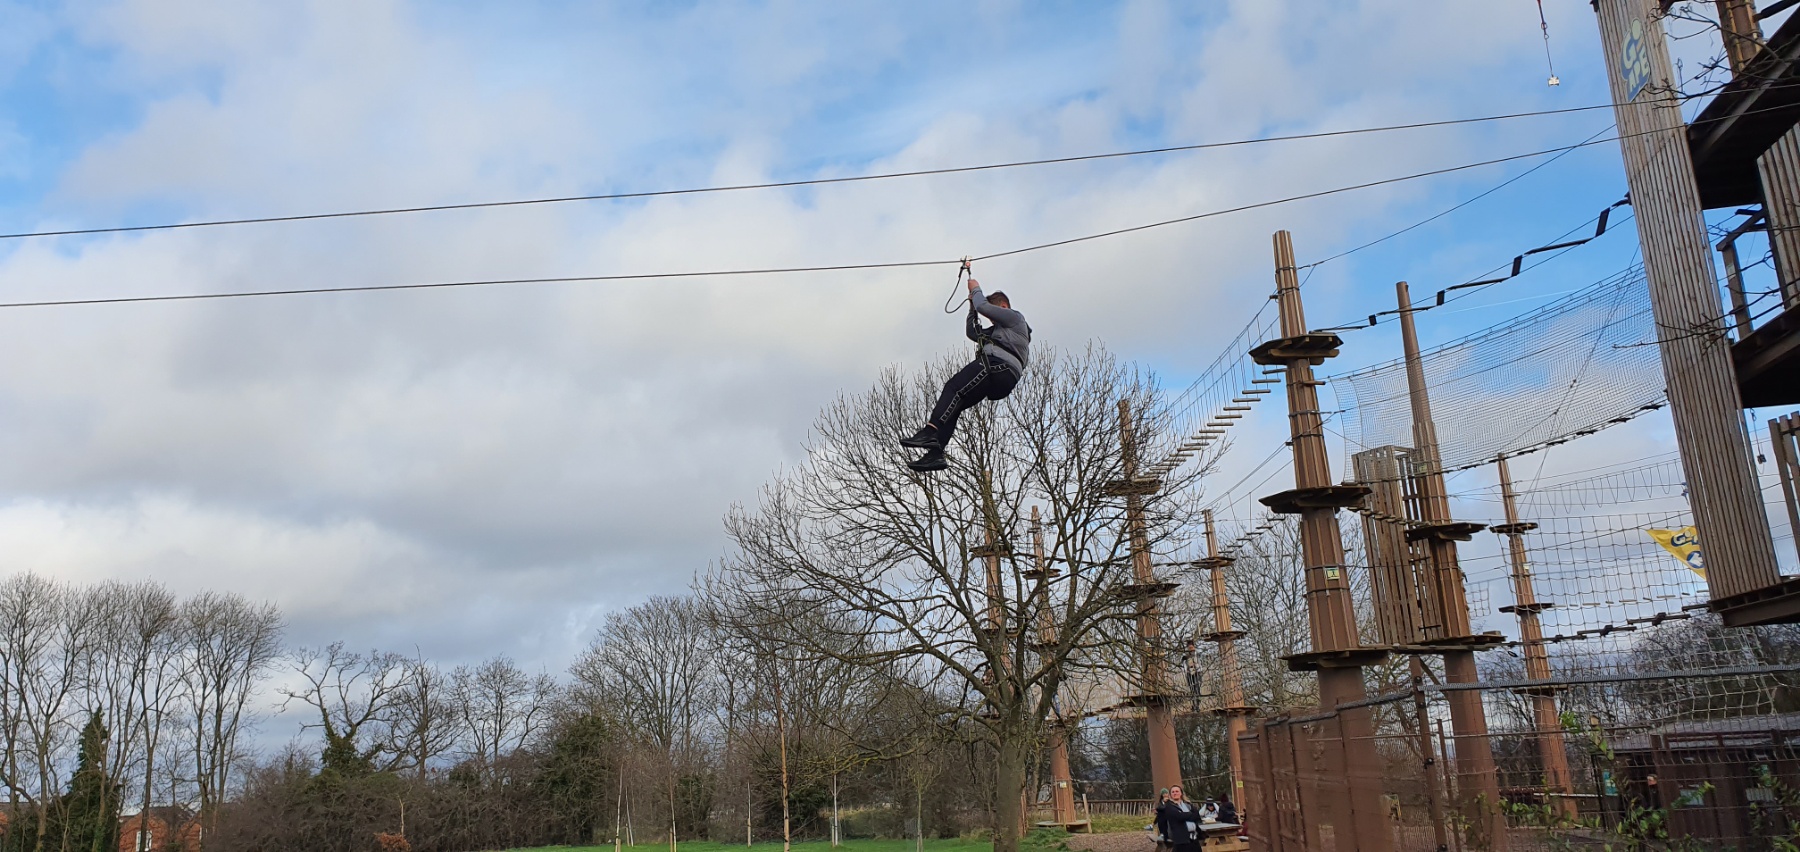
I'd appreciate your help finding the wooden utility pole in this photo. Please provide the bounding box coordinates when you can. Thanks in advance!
[1200,510,1253,803]
[1028,508,1079,828]
[1492,456,1577,820]
[1394,281,1508,850]
[1250,230,1392,852]
[1110,400,1183,794]
[1593,0,1782,614]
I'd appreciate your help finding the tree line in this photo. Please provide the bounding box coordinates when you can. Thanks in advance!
[1,346,1364,852]
[0,575,279,852]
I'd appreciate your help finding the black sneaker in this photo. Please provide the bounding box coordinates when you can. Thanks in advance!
[899,425,942,450]
[907,447,948,472]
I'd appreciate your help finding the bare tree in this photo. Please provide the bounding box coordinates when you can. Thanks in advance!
[389,655,459,779]
[0,574,99,852]
[712,602,923,847]
[177,591,282,846]
[130,584,184,852]
[1221,520,1316,711]
[84,580,180,852]
[570,596,718,847]
[715,345,1208,852]
[451,655,559,783]
[280,643,413,776]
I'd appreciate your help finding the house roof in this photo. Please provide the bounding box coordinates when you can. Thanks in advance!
[1611,712,1800,753]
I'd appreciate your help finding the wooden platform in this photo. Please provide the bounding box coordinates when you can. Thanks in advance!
[1712,575,1800,626]
[1249,333,1342,366]
[1283,646,1389,672]
[1499,602,1555,615]
[1688,11,1800,209]
[1394,631,1508,653]
[1489,521,1539,535]
[1403,521,1487,542]
[1734,301,1800,407]
[1117,581,1181,601]
[1259,484,1371,514]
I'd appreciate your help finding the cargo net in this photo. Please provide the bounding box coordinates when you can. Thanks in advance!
[1462,508,1709,644]
[1330,266,1665,479]
[1426,456,1793,849]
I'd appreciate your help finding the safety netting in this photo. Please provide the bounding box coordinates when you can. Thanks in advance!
[1330,265,1665,478]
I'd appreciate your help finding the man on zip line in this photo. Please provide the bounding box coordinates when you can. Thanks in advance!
[900,265,1032,472]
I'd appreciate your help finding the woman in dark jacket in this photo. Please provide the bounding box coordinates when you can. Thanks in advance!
[1216,793,1239,826]
[1154,785,1203,852]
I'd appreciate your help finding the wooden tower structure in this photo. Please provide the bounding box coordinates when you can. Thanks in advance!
[1593,0,1799,624]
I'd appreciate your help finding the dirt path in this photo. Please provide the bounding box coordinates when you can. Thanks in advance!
[1062,832,1151,852]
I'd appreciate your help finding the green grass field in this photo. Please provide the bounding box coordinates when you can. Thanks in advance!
[1081,813,1149,834]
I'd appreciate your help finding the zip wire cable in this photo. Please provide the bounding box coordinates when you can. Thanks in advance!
[1296,123,1613,273]
[0,102,1656,243]
[966,133,1626,262]
[0,135,1630,310]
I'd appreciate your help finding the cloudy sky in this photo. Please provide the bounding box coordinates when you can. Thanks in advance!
[0,0,1782,716]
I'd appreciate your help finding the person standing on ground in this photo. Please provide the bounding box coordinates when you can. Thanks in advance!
[1155,785,1202,852]
[899,271,1031,472]
[1150,788,1171,852]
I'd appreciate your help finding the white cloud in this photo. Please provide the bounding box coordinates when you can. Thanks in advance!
[0,0,1663,685]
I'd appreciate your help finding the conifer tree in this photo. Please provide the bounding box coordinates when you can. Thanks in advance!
[62,711,121,852]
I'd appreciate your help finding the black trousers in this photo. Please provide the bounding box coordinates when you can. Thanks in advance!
[928,356,1019,447]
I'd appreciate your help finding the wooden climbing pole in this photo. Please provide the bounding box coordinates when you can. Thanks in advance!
[1027,508,1079,828]
[1110,400,1183,793]
[1395,281,1508,851]
[1201,510,1253,802]
[1249,230,1392,852]
[1493,456,1577,820]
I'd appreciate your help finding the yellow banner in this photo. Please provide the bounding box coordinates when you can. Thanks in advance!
[1647,527,1705,579]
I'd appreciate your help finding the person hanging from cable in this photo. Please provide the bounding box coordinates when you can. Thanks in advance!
[900,261,1032,472]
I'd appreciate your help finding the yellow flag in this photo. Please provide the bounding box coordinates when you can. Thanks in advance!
[1647,527,1705,579]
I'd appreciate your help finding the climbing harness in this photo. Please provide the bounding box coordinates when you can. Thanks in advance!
[942,256,974,314]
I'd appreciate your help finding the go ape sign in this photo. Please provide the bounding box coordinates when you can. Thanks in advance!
[1621,14,1653,101]
[1647,526,1706,579]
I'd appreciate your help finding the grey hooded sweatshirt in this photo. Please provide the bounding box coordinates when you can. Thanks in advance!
[967,286,1031,374]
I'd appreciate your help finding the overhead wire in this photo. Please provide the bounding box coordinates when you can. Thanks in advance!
[1304,52,1752,328]
[0,133,1651,310]
[966,136,1630,263]
[1296,123,1616,272]
[1310,198,1635,333]
[0,102,1656,243]
[0,259,953,309]
[18,88,1800,312]
[1152,123,1641,483]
